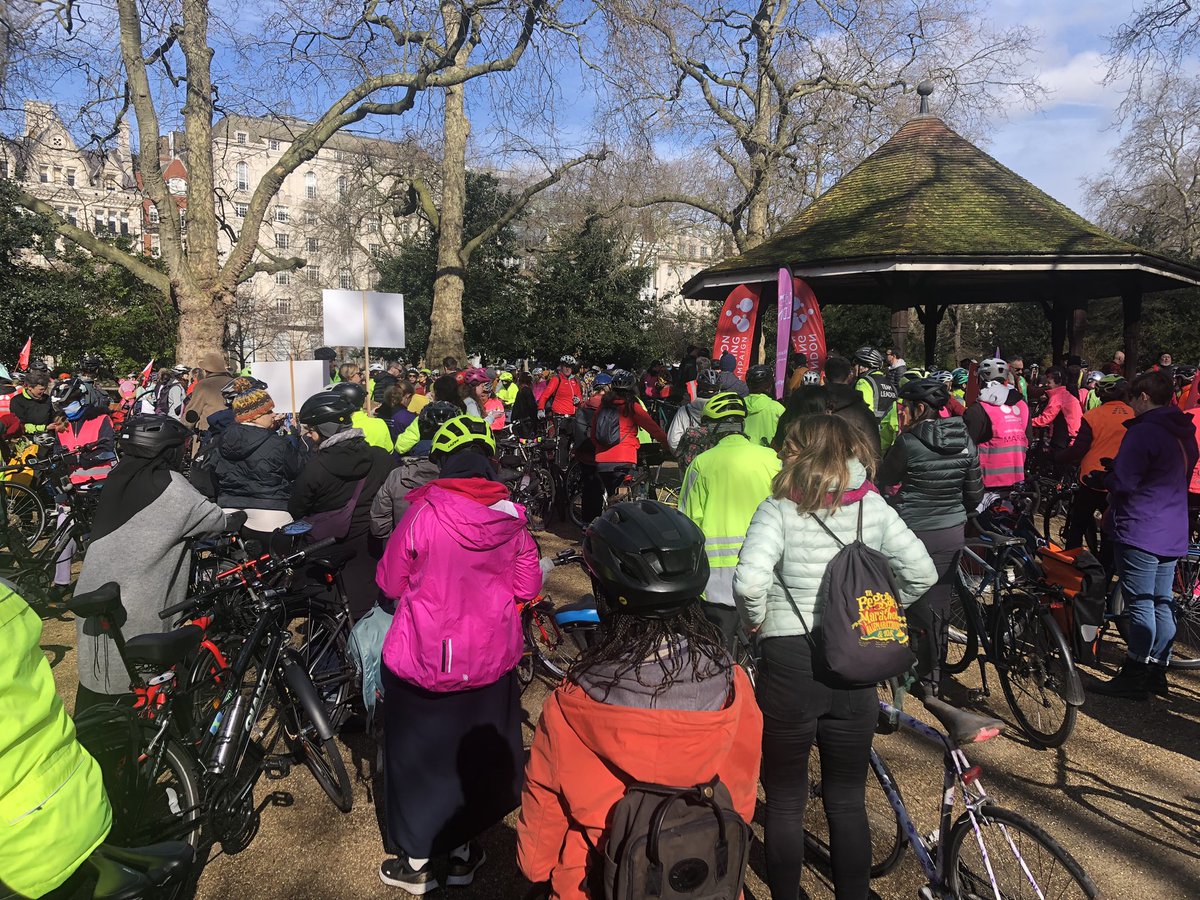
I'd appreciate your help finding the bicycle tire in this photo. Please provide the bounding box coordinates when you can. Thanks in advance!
[942,593,978,676]
[994,602,1079,748]
[566,463,590,529]
[803,746,906,878]
[277,671,353,813]
[1,480,46,549]
[524,606,592,681]
[1171,555,1200,669]
[945,803,1099,898]
[297,609,357,731]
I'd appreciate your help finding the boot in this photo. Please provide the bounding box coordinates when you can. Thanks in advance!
[1092,658,1149,700]
[1148,663,1170,698]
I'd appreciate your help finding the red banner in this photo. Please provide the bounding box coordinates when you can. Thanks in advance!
[775,270,792,399]
[712,284,760,380]
[16,337,30,371]
[788,278,827,372]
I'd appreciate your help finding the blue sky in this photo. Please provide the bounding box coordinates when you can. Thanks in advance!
[981,1,1134,216]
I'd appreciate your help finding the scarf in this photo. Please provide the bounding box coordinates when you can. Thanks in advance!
[90,453,175,541]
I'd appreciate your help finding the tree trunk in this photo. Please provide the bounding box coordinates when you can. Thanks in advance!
[176,283,227,363]
[427,2,471,365]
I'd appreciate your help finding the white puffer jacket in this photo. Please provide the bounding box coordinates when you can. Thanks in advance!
[733,460,936,639]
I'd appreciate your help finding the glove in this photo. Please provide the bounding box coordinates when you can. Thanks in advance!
[225,510,248,533]
[485,408,501,425]
[537,409,546,420]
[539,557,557,577]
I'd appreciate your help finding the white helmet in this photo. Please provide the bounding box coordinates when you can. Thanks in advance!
[977,358,1009,384]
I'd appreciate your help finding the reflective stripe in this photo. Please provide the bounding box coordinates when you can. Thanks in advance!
[705,547,742,558]
[704,536,743,546]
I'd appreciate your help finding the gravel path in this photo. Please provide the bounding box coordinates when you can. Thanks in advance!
[40,526,1200,899]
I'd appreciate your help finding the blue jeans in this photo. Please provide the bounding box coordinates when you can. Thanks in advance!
[1115,542,1178,664]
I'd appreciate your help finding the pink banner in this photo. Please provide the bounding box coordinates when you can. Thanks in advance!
[789,277,827,372]
[712,284,760,380]
[775,269,792,399]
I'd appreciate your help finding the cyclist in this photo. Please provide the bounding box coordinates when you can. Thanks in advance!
[576,370,669,522]
[395,375,465,455]
[1031,366,1082,451]
[963,358,1029,498]
[496,369,519,406]
[369,401,460,537]
[517,501,763,900]
[715,350,749,396]
[74,415,237,709]
[850,345,898,425]
[1057,374,1133,568]
[50,377,117,484]
[329,380,395,452]
[75,354,110,410]
[666,369,720,457]
[744,363,785,447]
[181,351,233,432]
[680,392,780,649]
[290,390,393,618]
[1007,355,1029,400]
[537,354,583,421]
[377,381,418,438]
[950,367,969,404]
[734,414,935,900]
[376,415,541,893]
[9,369,53,437]
[1,580,114,899]
[510,371,539,438]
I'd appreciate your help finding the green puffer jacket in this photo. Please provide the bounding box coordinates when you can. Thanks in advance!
[1,581,111,897]
[877,417,984,532]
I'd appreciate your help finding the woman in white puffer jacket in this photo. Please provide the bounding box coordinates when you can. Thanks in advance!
[734,414,935,900]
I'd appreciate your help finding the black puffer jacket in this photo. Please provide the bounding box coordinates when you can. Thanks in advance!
[877,416,984,531]
[288,432,393,542]
[212,423,304,510]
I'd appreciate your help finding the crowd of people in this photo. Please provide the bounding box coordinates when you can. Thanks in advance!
[1,338,1196,900]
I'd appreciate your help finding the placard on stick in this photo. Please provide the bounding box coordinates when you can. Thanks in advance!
[321,290,406,365]
[248,359,328,415]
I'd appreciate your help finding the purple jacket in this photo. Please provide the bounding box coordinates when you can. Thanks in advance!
[377,478,542,691]
[1107,404,1198,557]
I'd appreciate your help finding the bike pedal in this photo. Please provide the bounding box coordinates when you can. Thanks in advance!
[262,756,292,780]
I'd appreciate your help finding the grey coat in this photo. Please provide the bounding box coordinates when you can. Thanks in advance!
[75,472,227,694]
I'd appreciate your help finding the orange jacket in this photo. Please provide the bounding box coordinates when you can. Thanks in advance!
[516,666,762,899]
[1079,401,1134,482]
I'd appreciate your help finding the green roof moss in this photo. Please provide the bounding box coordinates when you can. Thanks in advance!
[705,115,1141,275]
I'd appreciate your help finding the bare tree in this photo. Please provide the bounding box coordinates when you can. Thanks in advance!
[598,0,1038,252]
[9,0,549,362]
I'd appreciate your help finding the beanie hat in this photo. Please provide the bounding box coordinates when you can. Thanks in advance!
[719,351,736,372]
[233,387,275,423]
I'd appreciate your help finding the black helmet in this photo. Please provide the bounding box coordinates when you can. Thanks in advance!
[898,377,950,410]
[118,415,190,458]
[747,363,773,384]
[582,500,709,618]
[79,354,102,374]
[298,391,354,429]
[417,400,460,441]
[610,369,636,392]
[328,380,367,410]
[853,346,884,369]
[50,377,85,409]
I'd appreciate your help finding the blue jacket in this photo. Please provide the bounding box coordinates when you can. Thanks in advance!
[1107,404,1198,557]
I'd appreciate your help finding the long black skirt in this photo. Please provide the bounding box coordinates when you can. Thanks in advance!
[382,665,525,858]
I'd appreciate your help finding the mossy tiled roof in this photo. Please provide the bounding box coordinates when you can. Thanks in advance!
[705,115,1141,275]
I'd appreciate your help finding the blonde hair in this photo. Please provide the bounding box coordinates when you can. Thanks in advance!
[772,414,877,513]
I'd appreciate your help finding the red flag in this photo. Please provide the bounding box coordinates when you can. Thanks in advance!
[16,337,30,370]
[712,284,760,380]
[139,358,155,386]
[788,278,827,373]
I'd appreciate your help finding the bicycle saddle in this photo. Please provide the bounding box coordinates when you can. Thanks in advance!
[94,842,193,887]
[556,594,597,613]
[68,582,122,618]
[82,853,149,900]
[921,695,1004,746]
[978,532,1025,549]
[124,624,203,668]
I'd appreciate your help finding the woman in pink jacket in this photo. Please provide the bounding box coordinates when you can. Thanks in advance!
[375,414,542,893]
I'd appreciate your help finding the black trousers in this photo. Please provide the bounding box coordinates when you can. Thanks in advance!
[908,524,963,696]
[580,464,629,523]
[757,636,877,900]
[1065,485,1112,573]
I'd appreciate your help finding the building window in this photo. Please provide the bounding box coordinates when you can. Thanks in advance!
[366,214,380,233]
[338,269,351,290]
[93,212,103,233]
[120,212,130,236]
[106,178,116,193]
[334,149,345,162]
[305,172,317,199]
[147,204,159,224]
[275,271,291,286]
[277,297,292,317]
[369,243,381,258]
[66,207,77,227]
[39,165,50,183]
[234,201,248,218]
[150,235,161,257]
[305,210,318,225]
[275,206,289,223]
[306,236,319,252]
[65,167,76,187]
[235,162,249,192]
[269,138,280,151]
[305,264,319,283]
[236,131,248,145]
[337,175,347,199]
[0,160,9,178]
[53,166,62,183]
[275,233,290,250]
[107,210,118,234]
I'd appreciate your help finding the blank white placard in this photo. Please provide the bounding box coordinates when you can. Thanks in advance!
[321,289,405,348]
[248,359,329,414]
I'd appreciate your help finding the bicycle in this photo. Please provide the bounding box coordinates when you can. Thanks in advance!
[498,433,558,531]
[517,548,602,688]
[945,529,1085,748]
[566,445,680,528]
[804,686,1100,898]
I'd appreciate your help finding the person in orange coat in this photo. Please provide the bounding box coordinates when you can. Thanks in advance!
[517,501,763,899]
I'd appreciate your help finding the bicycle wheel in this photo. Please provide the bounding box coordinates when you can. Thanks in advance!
[0,481,45,549]
[803,746,906,878]
[945,803,1099,898]
[994,600,1079,747]
[566,463,590,528]
[943,591,978,676]
[515,466,556,532]
[525,605,592,681]
[276,668,353,813]
[1170,552,1200,669]
[297,608,357,730]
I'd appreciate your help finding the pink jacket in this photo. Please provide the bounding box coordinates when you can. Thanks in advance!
[377,478,542,692]
[1032,384,1082,438]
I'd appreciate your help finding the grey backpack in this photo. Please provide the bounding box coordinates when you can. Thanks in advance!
[590,777,750,899]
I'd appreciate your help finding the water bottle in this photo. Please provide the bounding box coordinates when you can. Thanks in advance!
[210,695,247,774]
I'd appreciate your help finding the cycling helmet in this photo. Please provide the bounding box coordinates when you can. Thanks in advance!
[78,354,102,374]
[610,369,637,392]
[462,367,491,386]
[171,363,191,376]
[417,400,460,441]
[499,370,514,383]
[951,367,969,387]
[899,367,928,384]
[582,500,709,617]
[593,372,613,387]
[802,369,821,385]
[28,359,49,373]
[298,391,354,431]
[853,346,884,369]
[1085,370,1103,384]
[559,355,578,368]
[430,414,496,461]
[328,380,367,410]
[1096,373,1127,397]
[118,415,190,458]
[898,377,950,410]
[931,369,953,385]
[1175,365,1197,383]
[977,358,1009,384]
[746,364,773,384]
[702,391,747,420]
[50,377,85,409]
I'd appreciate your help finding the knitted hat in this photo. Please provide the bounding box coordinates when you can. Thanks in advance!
[719,351,736,372]
[233,387,275,423]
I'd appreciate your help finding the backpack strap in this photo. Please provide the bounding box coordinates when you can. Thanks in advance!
[809,510,846,549]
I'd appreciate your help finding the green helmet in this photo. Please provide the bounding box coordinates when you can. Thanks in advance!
[702,391,747,421]
[430,414,496,461]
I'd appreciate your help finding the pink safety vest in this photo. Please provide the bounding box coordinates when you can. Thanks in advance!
[58,415,113,484]
[979,400,1029,488]
[0,389,11,418]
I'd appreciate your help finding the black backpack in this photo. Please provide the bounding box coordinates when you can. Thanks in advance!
[780,503,915,686]
[590,777,750,900]
[591,405,624,450]
[153,382,175,416]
